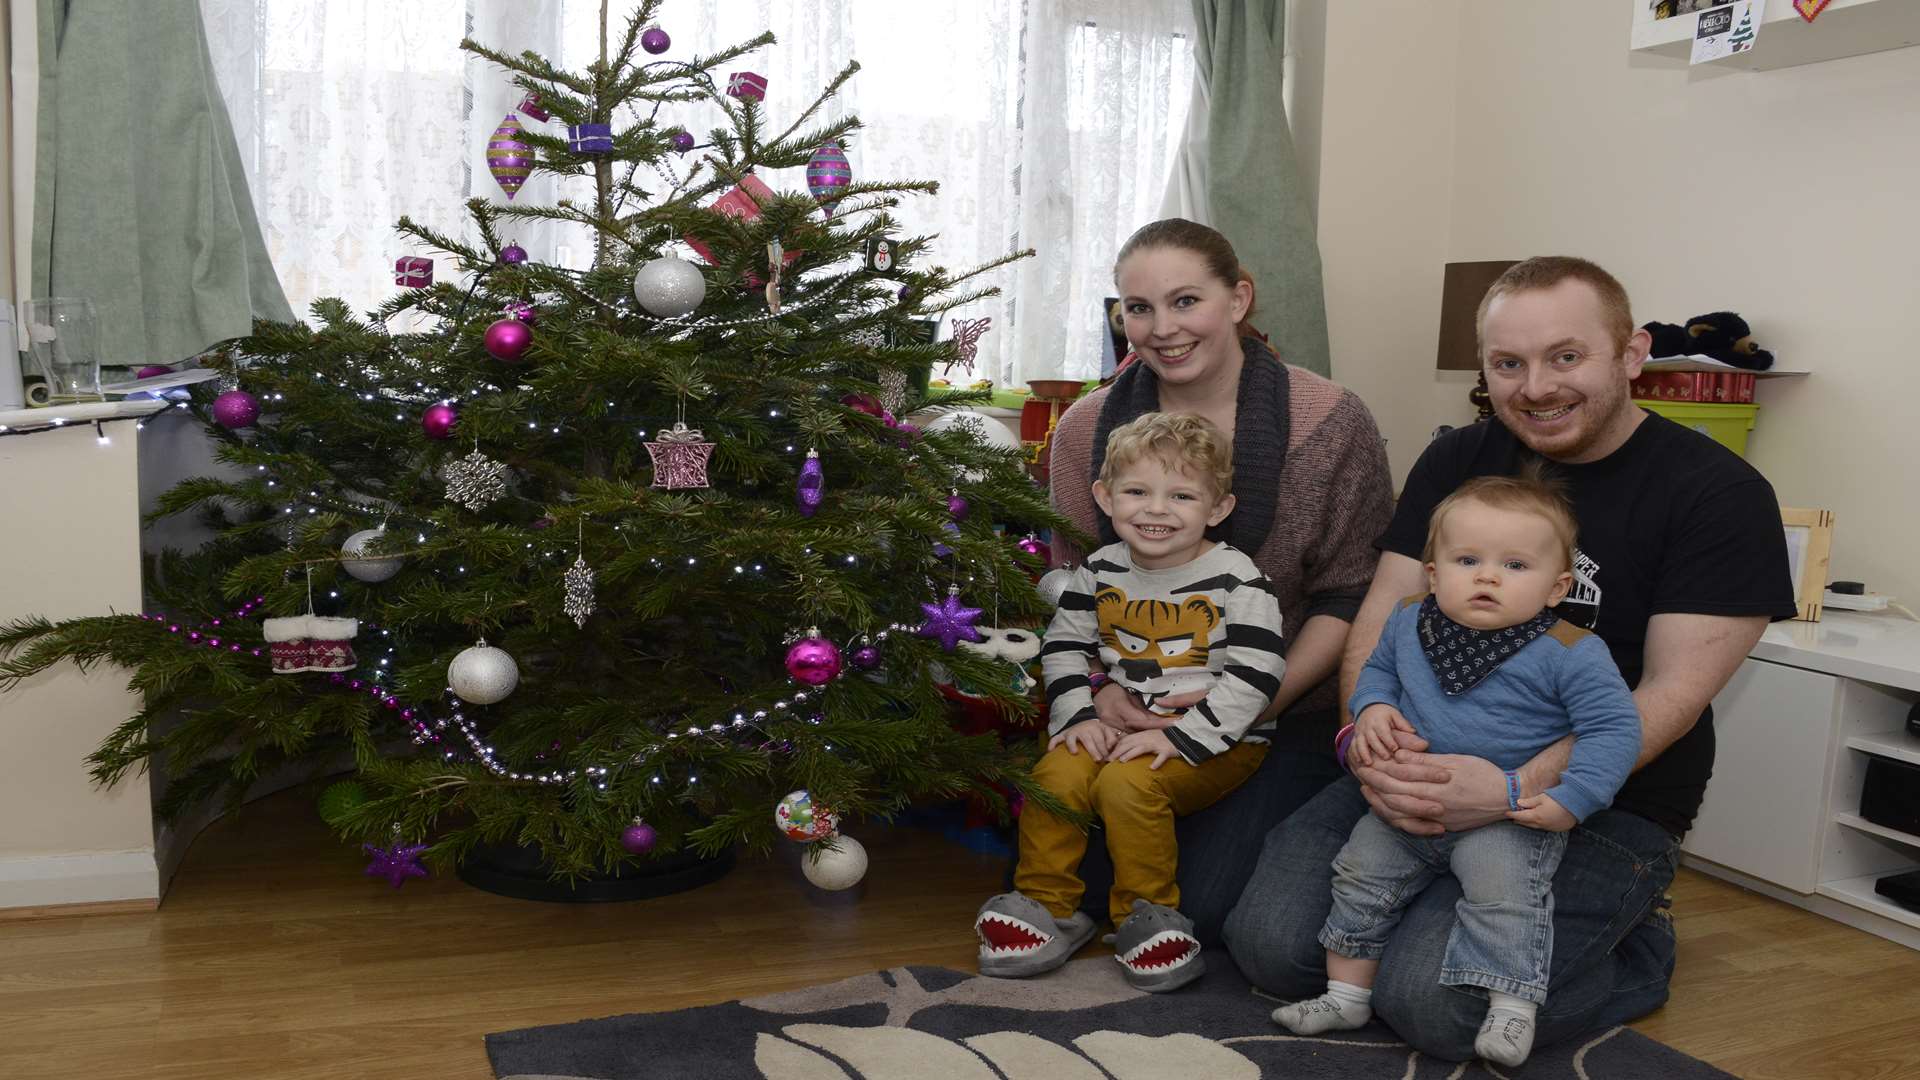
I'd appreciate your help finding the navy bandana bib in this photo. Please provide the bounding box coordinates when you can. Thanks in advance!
[1417,595,1560,696]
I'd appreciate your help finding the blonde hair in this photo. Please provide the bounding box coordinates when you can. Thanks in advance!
[1099,412,1234,499]
[1476,255,1635,359]
[1422,471,1578,573]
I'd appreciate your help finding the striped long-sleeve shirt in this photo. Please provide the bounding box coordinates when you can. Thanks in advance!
[1040,541,1286,765]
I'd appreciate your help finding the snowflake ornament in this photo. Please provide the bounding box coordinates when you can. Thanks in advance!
[443,447,509,511]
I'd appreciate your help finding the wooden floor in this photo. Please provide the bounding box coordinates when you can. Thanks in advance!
[4,786,1920,1080]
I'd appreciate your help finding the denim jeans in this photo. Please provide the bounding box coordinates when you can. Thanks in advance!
[1322,814,1566,1004]
[1223,776,1679,1061]
[1025,746,1344,946]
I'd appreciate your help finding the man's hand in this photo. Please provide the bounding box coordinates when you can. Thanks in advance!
[1109,728,1179,770]
[1049,718,1118,760]
[1356,750,1512,836]
[1093,682,1181,732]
[1510,793,1577,832]
[1352,703,1418,766]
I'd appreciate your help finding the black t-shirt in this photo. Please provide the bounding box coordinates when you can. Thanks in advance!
[1380,412,1797,837]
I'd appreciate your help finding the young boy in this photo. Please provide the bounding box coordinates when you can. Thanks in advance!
[1273,475,1641,1065]
[975,412,1285,992]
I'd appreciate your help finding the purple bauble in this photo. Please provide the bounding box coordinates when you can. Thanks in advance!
[795,450,826,517]
[641,26,671,54]
[212,390,261,429]
[621,821,658,855]
[504,301,537,325]
[850,645,882,670]
[785,636,844,686]
[669,130,695,154]
[484,317,533,363]
[136,364,174,379]
[947,493,970,521]
[500,243,528,265]
[421,403,459,440]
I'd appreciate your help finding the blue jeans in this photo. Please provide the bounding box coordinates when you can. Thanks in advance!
[1323,814,1565,1004]
[1028,746,1344,945]
[1224,776,1679,1061]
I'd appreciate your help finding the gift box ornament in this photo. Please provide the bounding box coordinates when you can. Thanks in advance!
[682,174,802,282]
[726,71,768,102]
[517,93,550,122]
[487,113,533,199]
[394,256,433,288]
[567,123,614,154]
[864,237,905,273]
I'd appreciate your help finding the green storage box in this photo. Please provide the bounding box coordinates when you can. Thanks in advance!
[1636,400,1759,458]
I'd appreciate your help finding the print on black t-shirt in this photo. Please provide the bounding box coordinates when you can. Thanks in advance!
[1558,548,1602,630]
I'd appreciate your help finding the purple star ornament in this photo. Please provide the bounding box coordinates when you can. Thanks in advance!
[917,588,985,652]
[363,842,430,889]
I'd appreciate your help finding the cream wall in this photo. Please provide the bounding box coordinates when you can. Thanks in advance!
[0,424,157,906]
[1315,1,1920,602]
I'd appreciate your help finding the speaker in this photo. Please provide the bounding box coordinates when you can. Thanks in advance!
[1860,753,1920,837]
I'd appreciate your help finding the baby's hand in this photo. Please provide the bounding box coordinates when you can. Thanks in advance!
[1109,728,1179,770]
[1352,703,1417,767]
[1049,718,1118,760]
[1509,793,1577,832]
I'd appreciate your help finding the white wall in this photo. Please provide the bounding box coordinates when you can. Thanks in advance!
[1314,1,1477,486]
[0,423,157,907]
[1313,1,1920,601]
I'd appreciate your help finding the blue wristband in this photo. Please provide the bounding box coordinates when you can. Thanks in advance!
[1503,769,1523,811]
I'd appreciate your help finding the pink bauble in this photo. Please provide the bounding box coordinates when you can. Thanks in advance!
[784,636,844,686]
[839,393,884,417]
[212,390,261,429]
[503,301,537,325]
[621,821,657,854]
[136,364,174,379]
[484,318,533,363]
[421,403,459,440]
[1017,535,1052,565]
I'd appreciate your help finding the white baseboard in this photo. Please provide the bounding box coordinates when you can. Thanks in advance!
[0,850,159,909]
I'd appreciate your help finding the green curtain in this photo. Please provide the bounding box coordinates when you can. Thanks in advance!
[1190,0,1329,377]
[31,0,291,368]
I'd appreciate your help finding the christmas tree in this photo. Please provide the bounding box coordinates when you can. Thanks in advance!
[0,0,1068,886]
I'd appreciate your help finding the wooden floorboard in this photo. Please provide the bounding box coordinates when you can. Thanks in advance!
[3,784,1919,1079]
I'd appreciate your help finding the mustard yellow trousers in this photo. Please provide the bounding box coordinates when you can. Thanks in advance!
[1016,739,1267,926]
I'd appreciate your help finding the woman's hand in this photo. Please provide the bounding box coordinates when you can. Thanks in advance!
[1093,682,1179,731]
[1109,728,1179,770]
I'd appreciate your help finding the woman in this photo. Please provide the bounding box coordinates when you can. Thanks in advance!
[1043,218,1394,945]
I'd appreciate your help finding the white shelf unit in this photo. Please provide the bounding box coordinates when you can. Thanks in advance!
[1628,0,1920,70]
[1682,612,1920,949]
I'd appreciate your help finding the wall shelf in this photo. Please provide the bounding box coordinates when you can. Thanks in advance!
[1845,728,1920,767]
[1817,874,1920,932]
[1629,0,1920,71]
[1834,811,1920,850]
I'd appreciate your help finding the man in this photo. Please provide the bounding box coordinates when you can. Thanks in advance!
[1222,256,1795,1060]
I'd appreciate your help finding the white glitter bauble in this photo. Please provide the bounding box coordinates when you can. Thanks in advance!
[340,528,404,583]
[633,255,707,317]
[802,834,868,891]
[1037,567,1075,608]
[923,409,1021,452]
[448,640,519,705]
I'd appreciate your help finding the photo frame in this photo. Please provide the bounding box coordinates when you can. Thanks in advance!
[1780,507,1835,622]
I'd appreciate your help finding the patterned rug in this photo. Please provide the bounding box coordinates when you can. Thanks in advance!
[485,958,1732,1079]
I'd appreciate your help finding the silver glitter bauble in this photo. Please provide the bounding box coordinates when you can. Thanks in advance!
[1037,566,1076,608]
[802,833,868,891]
[340,528,404,583]
[448,639,519,705]
[633,255,707,317]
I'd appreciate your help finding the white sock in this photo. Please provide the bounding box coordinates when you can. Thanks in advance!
[1272,979,1373,1034]
[1474,991,1540,1066]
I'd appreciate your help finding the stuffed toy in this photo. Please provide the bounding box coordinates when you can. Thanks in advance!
[1641,311,1774,370]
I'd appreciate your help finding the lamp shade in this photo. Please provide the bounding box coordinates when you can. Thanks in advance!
[1435,260,1519,371]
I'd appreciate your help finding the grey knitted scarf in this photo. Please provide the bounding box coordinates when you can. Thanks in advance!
[1089,336,1290,553]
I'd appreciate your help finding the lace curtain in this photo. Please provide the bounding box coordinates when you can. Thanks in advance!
[201,0,1193,383]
